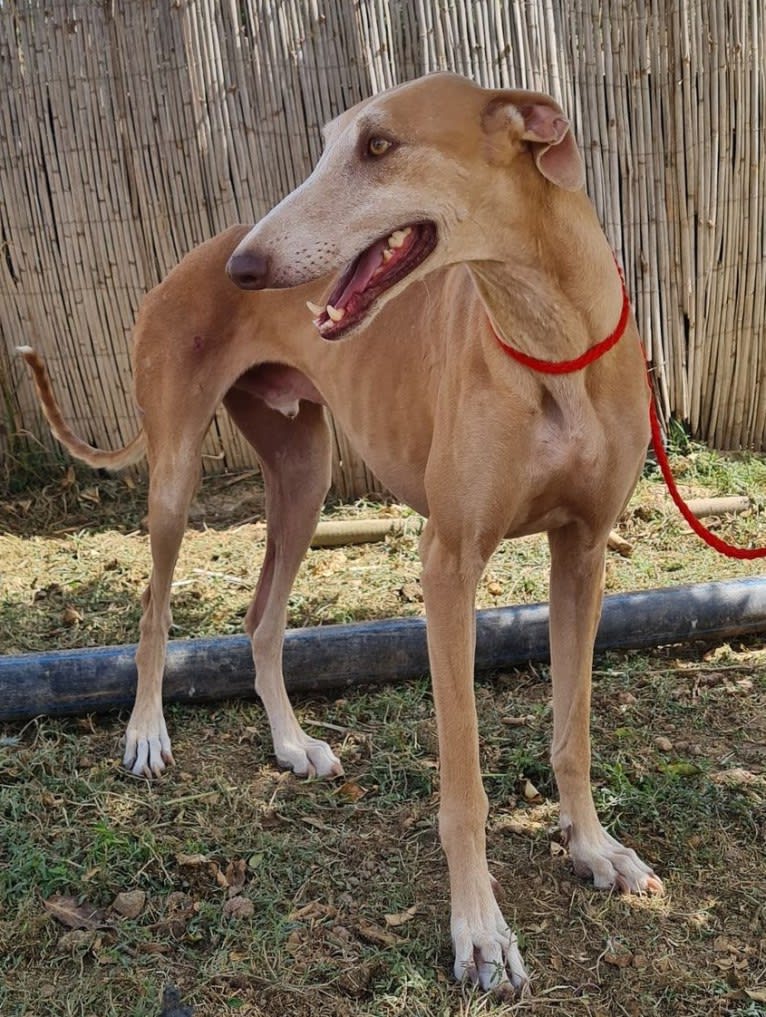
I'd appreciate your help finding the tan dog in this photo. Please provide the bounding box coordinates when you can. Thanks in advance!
[22,71,662,998]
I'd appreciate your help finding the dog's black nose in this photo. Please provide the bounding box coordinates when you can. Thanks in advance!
[227,250,270,290]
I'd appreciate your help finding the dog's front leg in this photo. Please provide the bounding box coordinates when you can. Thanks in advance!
[420,522,529,998]
[124,453,201,777]
[547,524,663,893]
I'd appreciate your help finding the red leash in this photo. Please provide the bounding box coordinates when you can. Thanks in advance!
[491,263,766,559]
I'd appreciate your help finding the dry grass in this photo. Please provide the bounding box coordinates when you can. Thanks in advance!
[1,442,765,1016]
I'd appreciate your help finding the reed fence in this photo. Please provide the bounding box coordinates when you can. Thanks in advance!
[1,0,763,498]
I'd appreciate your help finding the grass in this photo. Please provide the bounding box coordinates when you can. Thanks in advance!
[1,437,766,1015]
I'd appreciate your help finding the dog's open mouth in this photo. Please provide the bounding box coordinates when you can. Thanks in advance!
[307,221,437,339]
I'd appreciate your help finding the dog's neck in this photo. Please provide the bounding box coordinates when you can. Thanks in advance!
[468,207,624,364]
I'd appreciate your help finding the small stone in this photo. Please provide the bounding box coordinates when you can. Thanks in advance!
[654,736,673,752]
[603,948,633,968]
[112,890,146,919]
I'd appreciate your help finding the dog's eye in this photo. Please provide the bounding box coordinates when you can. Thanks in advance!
[367,136,392,157]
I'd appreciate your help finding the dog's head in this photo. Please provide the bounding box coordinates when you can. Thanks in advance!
[227,72,585,340]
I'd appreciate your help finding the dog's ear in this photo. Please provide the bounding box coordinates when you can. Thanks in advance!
[482,92,585,192]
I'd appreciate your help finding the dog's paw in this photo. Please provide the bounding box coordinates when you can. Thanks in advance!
[122,714,175,779]
[451,900,530,998]
[564,824,663,895]
[275,735,343,779]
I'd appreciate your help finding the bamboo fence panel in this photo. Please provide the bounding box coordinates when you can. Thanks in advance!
[1,0,764,501]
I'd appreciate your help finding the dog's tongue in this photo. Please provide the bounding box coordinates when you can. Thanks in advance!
[333,238,388,309]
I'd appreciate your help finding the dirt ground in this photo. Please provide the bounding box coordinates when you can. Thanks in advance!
[1,450,765,1016]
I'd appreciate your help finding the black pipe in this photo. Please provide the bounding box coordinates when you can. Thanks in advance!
[1,578,764,721]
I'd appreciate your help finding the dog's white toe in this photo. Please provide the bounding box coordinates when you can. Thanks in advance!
[564,823,663,895]
[123,714,174,778]
[275,735,343,778]
[452,901,530,998]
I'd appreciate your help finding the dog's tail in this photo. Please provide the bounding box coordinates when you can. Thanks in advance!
[17,346,147,470]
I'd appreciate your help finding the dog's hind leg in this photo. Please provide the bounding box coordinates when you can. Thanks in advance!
[224,390,342,778]
[547,523,663,894]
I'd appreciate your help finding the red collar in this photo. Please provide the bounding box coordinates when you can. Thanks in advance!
[490,260,766,560]
[491,263,630,374]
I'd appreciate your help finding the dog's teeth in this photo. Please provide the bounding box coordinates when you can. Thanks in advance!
[306,300,324,316]
[388,226,412,249]
[382,248,394,262]
[326,304,345,322]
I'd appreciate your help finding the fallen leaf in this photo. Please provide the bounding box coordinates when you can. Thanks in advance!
[712,768,760,788]
[223,896,254,920]
[356,920,400,947]
[713,935,741,953]
[285,930,302,957]
[136,942,172,955]
[44,894,107,931]
[336,781,367,803]
[745,988,766,1003]
[57,929,97,951]
[523,779,540,801]
[384,905,417,927]
[223,858,247,898]
[714,956,735,971]
[175,852,210,868]
[61,605,83,627]
[288,900,337,922]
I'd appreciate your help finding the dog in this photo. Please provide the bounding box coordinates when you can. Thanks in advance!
[22,71,662,997]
